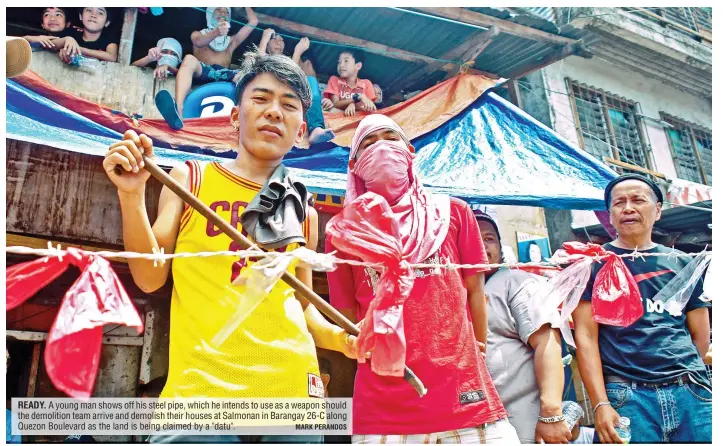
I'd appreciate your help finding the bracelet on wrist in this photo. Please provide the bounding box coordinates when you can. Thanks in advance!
[538,414,566,424]
[593,401,611,414]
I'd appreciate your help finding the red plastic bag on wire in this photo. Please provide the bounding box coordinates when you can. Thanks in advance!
[6,248,143,399]
[591,254,643,326]
[6,256,70,310]
[547,242,643,328]
[327,193,415,377]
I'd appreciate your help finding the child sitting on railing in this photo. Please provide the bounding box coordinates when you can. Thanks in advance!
[132,38,183,80]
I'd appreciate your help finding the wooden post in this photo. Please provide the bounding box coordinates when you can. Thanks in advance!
[601,95,620,162]
[507,79,523,108]
[634,103,656,172]
[687,127,710,186]
[565,78,586,151]
[138,308,155,385]
[26,344,42,397]
[661,113,684,179]
[118,7,138,66]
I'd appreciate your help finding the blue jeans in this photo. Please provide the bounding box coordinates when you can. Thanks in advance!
[305,76,325,132]
[599,375,711,443]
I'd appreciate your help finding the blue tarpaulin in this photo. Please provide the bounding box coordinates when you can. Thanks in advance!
[7,79,616,210]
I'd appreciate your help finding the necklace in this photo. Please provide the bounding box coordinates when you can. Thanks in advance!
[611,239,657,250]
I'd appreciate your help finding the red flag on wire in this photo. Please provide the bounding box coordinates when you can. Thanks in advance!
[6,248,143,399]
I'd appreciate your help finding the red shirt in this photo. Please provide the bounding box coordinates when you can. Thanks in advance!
[323,75,376,101]
[326,198,507,434]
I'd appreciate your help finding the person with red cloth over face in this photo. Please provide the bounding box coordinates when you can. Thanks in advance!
[325,114,519,444]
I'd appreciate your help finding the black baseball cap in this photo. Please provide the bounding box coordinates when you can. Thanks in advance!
[473,210,501,241]
[604,174,663,210]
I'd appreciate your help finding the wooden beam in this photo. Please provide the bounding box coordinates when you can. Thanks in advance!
[505,40,592,80]
[390,26,500,92]
[11,295,148,309]
[506,79,523,108]
[440,26,500,74]
[411,7,576,45]
[138,309,155,385]
[416,27,499,83]
[256,12,437,66]
[604,157,666,179]
[27,344,41,397]
[6,331,47,342]
[7,330,144,346]
[118,7,138,65]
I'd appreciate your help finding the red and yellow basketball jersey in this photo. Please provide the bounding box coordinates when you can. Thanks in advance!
[160,161,320,399]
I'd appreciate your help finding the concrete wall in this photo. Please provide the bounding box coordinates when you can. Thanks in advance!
[28,51,174,120]
[543,55,711,179]
[541,55,711,228]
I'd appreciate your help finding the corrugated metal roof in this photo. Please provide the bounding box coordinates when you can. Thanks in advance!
[232,7,572,94]
[468,7,560,34]
[516,7,557,24]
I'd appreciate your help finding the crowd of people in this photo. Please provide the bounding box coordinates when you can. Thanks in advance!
[23,7,117,64]
[23,6,383,145]
[10,6,713,445]
[98,46,712,444]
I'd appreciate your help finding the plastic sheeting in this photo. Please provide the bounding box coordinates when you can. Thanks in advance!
[7,71,616,209]
[11,70,495,154]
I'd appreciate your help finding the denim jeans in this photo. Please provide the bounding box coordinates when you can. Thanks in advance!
[305,76,325,132]
[600,375,711,443]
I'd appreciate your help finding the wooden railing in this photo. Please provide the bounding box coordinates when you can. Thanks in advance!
[626,7,712,43]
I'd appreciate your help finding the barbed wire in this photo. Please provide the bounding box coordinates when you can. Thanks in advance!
[4,242,709,273]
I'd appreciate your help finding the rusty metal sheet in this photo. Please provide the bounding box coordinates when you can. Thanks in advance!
[6,140,163,246]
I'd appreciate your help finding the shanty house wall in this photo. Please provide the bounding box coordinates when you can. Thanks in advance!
[27,51,174,121]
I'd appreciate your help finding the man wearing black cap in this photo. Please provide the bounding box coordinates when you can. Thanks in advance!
[572,174,711,444]
[474,210,571,444]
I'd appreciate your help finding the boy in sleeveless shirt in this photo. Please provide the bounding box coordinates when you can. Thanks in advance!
[104,50,357,443]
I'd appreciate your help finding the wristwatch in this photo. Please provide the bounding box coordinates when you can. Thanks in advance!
[538,414,566,424]
[352,93,361,103]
